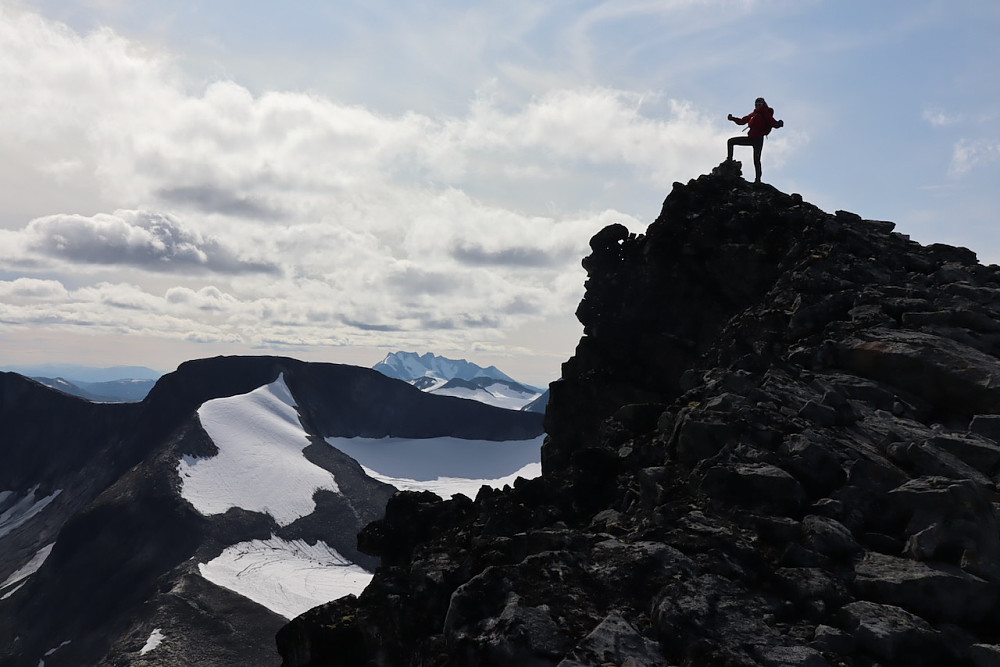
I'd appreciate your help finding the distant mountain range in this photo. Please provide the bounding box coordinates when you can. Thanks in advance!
[0,356,544,666]
[1,354,553,410]
[0,364,164,403]
[373,351,548,411]
[30,377,158,403]
[1,363,162,383]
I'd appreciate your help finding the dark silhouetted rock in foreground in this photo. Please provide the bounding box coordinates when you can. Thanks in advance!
[277,160,1000,666]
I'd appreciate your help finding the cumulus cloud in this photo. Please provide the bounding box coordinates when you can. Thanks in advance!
[2,3,724,218]
[0,278,69,301]
[21,210,279,274]
[0,278,224,339]
[0,6,734,363]
[0,5,725,207]
[164,285,241,311]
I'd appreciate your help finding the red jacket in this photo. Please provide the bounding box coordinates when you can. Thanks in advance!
[736,106,779,137]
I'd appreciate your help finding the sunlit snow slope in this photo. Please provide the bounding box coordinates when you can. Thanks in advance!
[199,536,372,619]
[431,383,540,410]
[178,374,338,526]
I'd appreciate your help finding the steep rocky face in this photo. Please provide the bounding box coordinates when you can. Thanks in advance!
[278,161,1000,666]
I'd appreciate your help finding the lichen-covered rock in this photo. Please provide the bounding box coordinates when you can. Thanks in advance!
[278,161,1000,666]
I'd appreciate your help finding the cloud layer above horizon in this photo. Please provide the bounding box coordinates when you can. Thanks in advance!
[0,1,997,375]
[0,5,748,360]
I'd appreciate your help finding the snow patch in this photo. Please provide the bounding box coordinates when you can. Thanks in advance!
[178,374,339,526]
[410,376,447,391]
[431,385,539,410]
[0,543,54,597]
[198,536,372,619]
[140,629,164,655]
[0,582,25,600]
[325,435,543,497]
[484,381,538,400]
[39,640,71,665]
[0,486,62,539]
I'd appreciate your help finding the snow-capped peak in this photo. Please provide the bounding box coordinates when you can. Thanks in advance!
[373,351,516,384]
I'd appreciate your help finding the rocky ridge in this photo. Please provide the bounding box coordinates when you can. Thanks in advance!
[277,160,1000,666]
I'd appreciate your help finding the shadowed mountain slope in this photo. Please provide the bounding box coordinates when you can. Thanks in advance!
[1,357,543,667]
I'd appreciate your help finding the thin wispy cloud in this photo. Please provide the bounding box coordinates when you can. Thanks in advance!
[923,109,962,127]
[950,139,1000,177]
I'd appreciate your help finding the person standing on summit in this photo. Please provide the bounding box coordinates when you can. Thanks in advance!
[727,97,784,184]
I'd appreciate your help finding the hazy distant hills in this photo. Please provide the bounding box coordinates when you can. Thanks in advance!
[2,363,162,383]
[0,364,164,403]
[30,377,158,403]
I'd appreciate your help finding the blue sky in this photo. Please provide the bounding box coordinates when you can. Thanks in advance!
[0,0,997,385]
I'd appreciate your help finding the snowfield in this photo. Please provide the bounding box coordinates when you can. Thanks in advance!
[0,543,54,600]
[178,374,339,526]
[431,383,540,410]
[198,536,372,619]
[325,435,544,498]
[0,486,62,539]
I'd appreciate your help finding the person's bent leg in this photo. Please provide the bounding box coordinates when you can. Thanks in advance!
[728,135,753,161]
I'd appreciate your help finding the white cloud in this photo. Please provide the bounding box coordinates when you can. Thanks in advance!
[13,210,278,274]
[923,109,961,127]
[950,139,1000,177]
[0,4,780,368]
[4,3,731,215]
[164,285,239,310]
[0,278,69,301]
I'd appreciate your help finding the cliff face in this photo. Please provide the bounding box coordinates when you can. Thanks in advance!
[277,161,1000,666]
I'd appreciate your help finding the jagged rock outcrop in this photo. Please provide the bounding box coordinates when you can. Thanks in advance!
[277,161,1000,666]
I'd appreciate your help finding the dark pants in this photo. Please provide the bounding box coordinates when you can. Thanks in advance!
[727,135,764,181]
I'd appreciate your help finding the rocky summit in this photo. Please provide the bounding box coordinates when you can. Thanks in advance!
[276,160,1000,667]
